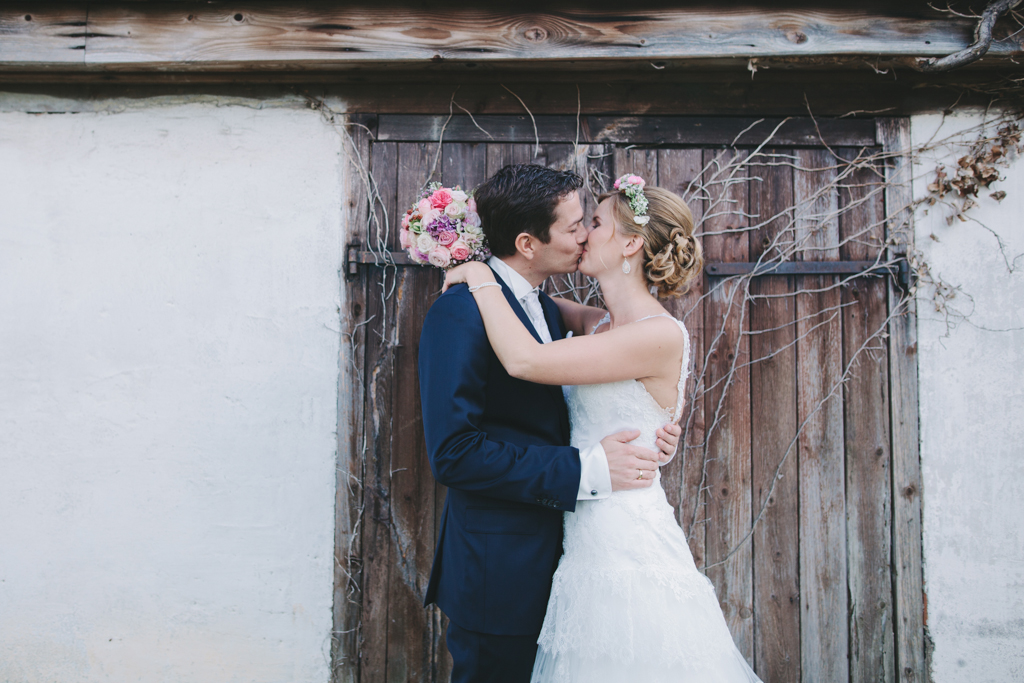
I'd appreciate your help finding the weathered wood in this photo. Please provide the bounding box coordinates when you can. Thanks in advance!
[3,4,1021,72]
[794,147,849,683]
[379,115,878,147]
[838,147,895,683]
[653,148,706,569]
[334,113,376,683]
[340,115,923,683]
[359,140,399,683]
[384,142,445,682]
[0,6,87,64]
[748,151,801,682]
[701,148,754,661]
[877,117,925,683]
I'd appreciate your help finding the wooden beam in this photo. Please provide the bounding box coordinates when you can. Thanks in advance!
[376,114,878,146]
[1,4,1021,73]
[0,6,88,65]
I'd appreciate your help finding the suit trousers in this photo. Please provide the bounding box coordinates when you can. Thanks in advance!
[446,620,539,683]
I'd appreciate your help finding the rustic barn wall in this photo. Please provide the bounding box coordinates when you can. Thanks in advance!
[912,110,1024,682]
[0,99,344,682]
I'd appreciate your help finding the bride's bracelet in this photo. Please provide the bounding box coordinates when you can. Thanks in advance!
[468,281,502,293]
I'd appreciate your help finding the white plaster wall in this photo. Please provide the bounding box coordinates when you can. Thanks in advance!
[0,102,343,681]
[912,111,1024,682]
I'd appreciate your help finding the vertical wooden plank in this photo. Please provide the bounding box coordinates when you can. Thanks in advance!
[749,149,801,682]
[878,117,925,683]
[795,147,849,683]
[701,148,754,660]
[385,142,443,683]
[655,148,704,531]
[839,147,896,683]
[663,150,709,569]
[485,143,513,178]
[360,140,399,683]
[335,113,376,683]
[613,146,657,183]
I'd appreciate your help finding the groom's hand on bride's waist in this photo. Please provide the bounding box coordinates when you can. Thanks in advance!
[601,429,665,491]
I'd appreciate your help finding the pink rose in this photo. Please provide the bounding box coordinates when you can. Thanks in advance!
[467,197,477,213]
[399,228,412,249]
[401,213,410,229]
[428,246,452,268]
[417,198,432,214]
[628,174,645,188]
[436,229,458,246]
[463,211,481,227]
[421,208,442,227]
[449,241,471,262]
[430,188,453,209]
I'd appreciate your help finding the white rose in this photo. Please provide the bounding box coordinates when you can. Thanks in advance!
[416,233,436,254]
[450,189,468,202]
[444,201,465,219]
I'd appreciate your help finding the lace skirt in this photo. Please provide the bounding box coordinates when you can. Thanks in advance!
[531,481,762,683]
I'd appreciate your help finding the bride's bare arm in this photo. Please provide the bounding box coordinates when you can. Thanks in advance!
[551,297,608,338]
[443,262,681,387]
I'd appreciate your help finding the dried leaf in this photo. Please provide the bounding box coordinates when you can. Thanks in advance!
[990,190,1007,202]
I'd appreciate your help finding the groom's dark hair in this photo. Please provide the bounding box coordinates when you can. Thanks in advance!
[474,164,584,258]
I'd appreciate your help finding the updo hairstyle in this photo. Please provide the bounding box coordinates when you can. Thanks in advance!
[599,186,703,298]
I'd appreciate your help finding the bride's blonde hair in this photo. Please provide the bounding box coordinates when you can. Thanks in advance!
[598,186,703,298]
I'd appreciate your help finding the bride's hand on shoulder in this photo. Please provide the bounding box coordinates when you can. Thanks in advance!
[442,261,494,293]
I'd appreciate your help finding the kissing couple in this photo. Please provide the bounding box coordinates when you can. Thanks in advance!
[418,164,762,682]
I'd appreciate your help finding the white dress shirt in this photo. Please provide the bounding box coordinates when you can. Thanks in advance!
[487,256,612,500]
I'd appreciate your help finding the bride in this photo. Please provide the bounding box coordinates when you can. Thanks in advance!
[443,175,762,683]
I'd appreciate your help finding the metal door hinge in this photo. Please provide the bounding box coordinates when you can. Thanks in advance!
[346,246,912,291]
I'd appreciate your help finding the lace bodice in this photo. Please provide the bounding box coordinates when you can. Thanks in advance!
[562,313,690,458]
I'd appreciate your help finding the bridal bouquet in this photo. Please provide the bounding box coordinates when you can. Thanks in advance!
[400,183,489,269]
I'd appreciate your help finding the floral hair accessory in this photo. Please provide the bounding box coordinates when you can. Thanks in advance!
[401,182,490,269]
[613,174,650,226]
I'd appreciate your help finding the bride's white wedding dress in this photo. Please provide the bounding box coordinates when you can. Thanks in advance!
[531,314,762,683]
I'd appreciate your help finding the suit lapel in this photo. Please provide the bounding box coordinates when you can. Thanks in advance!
[537,291,572,442]
[489,270,571,443]
[538,291,566,341]
[490,268,544,344]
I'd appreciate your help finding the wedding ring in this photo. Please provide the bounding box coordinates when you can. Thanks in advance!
[636,469,644,480]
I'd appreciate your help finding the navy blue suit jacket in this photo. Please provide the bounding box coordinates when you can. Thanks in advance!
[419,270,581,636]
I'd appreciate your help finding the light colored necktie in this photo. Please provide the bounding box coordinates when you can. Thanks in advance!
[521,290,552,344]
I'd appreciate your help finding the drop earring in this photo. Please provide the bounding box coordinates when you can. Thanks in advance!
[622,258,631,274]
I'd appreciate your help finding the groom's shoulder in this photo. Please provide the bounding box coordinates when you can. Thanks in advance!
[423,284,483,328]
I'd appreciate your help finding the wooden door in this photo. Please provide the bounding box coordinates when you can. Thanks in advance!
[336,115,923,683]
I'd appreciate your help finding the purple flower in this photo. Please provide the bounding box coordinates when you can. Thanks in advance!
[427,214,459,237]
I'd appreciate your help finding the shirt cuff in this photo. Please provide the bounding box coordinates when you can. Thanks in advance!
[577,443,612,500]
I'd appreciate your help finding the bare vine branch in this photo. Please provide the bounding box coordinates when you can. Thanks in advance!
[917,0,1023,72]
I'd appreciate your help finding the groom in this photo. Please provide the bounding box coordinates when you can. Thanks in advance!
[418,164,680,683]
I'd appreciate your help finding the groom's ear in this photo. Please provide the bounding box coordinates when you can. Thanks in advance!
[514,232,537,260]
